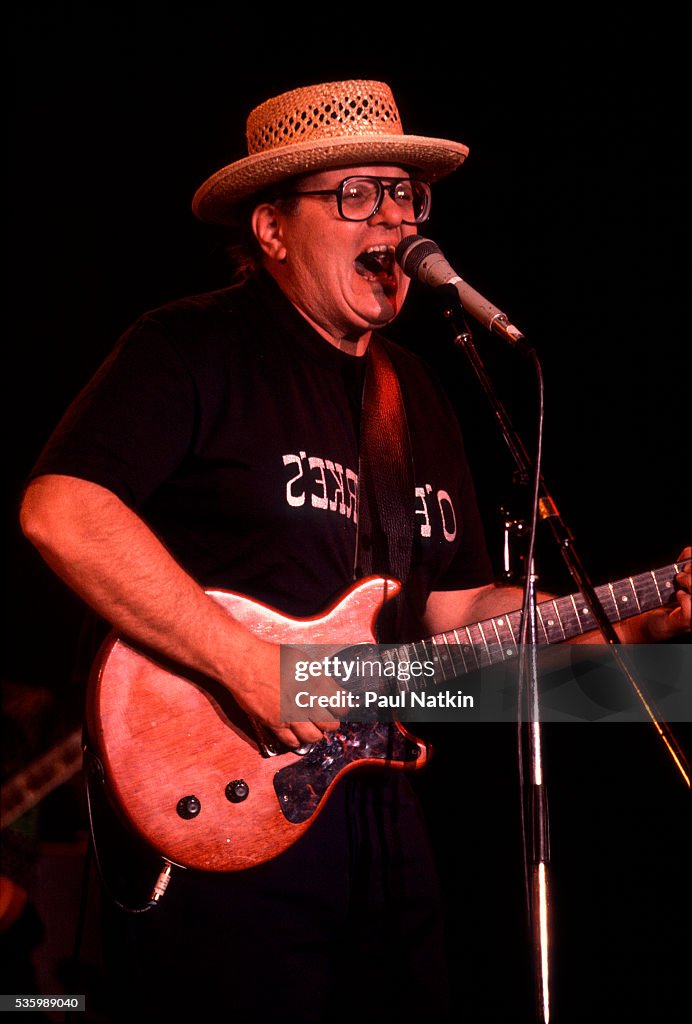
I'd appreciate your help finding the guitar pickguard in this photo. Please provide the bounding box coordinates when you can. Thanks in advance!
[273,722,425,823]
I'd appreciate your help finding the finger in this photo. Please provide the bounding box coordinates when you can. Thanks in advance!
[290,721,331,746]
[659,596,691,638]
[300,714,343,738]
[675,564,691,588]
[271,718,335,749]
[270,724,306,749]
[674,590,691,626]
[318,718,341,732]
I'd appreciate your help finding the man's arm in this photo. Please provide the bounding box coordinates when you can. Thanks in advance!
[422,582,526,637]
[20,474,334,748]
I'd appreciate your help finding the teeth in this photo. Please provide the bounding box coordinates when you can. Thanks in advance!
[355,244,396,281]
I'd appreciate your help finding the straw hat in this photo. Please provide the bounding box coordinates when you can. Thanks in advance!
[192,79,469,225]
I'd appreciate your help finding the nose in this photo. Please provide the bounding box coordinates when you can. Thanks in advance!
[370,189,405,227]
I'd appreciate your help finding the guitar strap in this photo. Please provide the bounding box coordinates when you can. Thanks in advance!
[355,335,415,642]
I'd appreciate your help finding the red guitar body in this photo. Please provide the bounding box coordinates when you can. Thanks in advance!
[86,575,429,872]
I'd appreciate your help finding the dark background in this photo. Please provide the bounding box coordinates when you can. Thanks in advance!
[6,5,690,1021]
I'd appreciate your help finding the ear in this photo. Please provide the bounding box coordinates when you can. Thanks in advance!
[251,203,287,262]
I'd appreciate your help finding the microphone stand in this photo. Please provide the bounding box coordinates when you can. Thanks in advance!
[434,286,690,1024]
[435,287,690,788]
[437,289,550,1022]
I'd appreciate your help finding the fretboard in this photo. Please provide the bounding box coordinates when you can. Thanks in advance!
[392,563,680,683]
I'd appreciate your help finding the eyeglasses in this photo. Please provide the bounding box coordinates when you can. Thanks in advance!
[277,176,432,224]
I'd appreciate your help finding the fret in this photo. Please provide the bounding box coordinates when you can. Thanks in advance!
[441,631,474,677]
[423,639,439,661]
[569,593,583,635]
[508,610,524,646]
[491,614,519,659]
[603,582,622,622]
[650,569,663,606]
[456,628,480,672]
[451,631,481,678]
[534,605,549,644]
[478,619,504,667]
[606,589,622,618]
[555,595,580,639]
[408,641,430,692]
[379,647,407,695]
[435,629,459,674]
[430,634,453,683]
[465,620,491,666]
[409,639,427,668]
[629,571,652,610]
[635,565,674,612]
[488,616,509,663]
[549,600,567,641]
[653,564,677,608]
[569,591,599,634]
[411,634,438,692]
[538,599,567,644]
[610,576,638,617]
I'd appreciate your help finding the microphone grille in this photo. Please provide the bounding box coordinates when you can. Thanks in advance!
[395,236,440,277]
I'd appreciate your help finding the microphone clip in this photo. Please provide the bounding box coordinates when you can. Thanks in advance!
[435,283,474,345]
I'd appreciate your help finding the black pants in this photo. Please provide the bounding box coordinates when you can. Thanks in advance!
[95,770,450,1023]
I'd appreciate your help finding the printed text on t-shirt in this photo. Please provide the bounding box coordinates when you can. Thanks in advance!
[282,452,457,542]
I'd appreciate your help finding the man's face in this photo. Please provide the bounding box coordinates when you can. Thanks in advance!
[257,166,422,346]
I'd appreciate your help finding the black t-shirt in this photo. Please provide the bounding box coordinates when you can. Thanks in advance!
[30,272,493,637]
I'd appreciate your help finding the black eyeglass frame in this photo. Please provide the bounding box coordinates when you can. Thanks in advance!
[274,175,432,224]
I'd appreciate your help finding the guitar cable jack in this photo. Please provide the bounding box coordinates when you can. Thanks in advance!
[149,861,174,905]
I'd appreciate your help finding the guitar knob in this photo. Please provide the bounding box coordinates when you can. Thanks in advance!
[176,795,201,819]
[225,779,250,803]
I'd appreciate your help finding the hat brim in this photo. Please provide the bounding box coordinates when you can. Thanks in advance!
[191,133,469,226]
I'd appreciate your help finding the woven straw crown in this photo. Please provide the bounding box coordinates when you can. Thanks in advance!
[246,81,403,153]
[192,80,469,225]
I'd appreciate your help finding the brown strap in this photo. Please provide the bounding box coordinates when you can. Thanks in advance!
[356,336,415,641]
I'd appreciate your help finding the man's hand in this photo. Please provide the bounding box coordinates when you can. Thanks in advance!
[644,546,691,640]
[229,639,346,750]
[622,547,691,643]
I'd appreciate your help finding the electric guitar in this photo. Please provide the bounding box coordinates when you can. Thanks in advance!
[86,563,681,872]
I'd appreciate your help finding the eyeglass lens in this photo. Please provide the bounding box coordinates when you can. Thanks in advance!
[339,177,430,223]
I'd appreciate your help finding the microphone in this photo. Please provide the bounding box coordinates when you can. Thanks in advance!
[396,235,530,353]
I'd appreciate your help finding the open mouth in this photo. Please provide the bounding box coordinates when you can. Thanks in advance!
[354,244,396,281]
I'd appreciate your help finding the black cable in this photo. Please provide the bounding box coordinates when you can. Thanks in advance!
[83,750,174,915]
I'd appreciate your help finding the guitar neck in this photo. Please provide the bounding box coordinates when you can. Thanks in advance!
[397,563,680,680]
